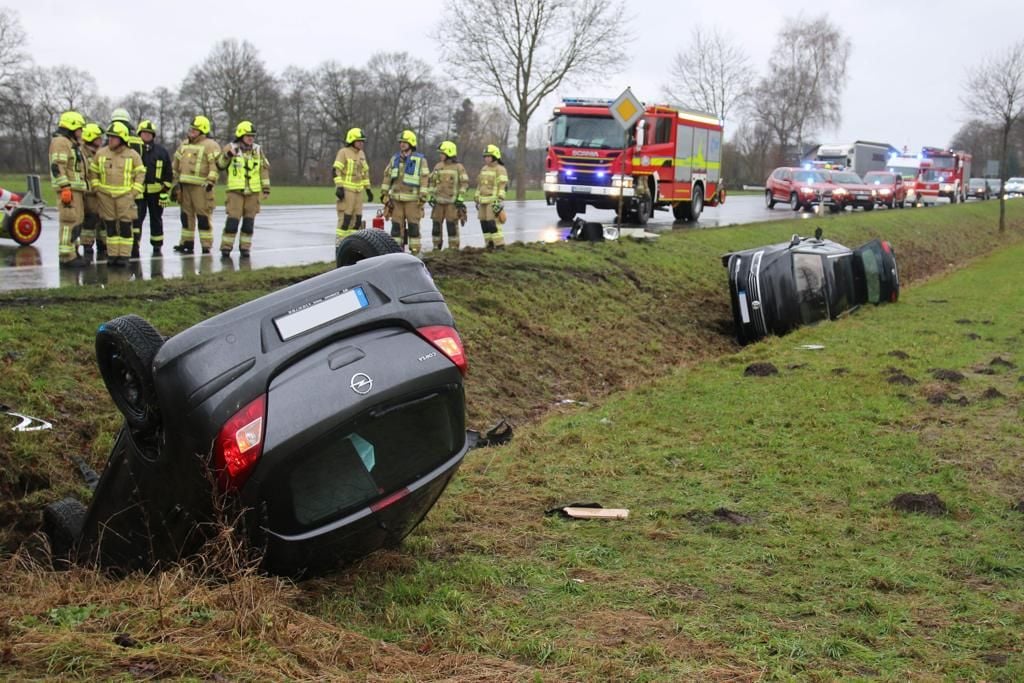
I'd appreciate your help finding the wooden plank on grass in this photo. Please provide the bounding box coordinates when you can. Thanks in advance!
[563,507,629,520]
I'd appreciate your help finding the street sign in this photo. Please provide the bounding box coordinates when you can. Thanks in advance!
[610,88,643,130]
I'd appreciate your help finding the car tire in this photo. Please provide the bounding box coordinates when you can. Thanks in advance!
[335,229,403,268]
[790,193,801,211]
[95,314,164,433]
[43,497,87,567]
[555,199,576,223]
[864,203,874,212]
[8,209,43,246]
[765,190,776,209]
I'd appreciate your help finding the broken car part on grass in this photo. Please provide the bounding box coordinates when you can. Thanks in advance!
[44,248,472,578]
[722,229,900,344]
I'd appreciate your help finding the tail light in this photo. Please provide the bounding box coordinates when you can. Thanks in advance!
[417,325,468,376]
[213,394,266,491]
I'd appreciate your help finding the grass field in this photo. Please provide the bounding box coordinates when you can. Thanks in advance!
[0,201,1022,679]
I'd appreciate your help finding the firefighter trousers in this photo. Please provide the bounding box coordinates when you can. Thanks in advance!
[179,184,213,249]
[136,193,164,248]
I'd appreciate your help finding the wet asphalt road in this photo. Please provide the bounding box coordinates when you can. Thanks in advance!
[1,195,790,291]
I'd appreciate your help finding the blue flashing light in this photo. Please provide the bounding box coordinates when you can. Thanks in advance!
[803,162,812,170]
[595,171,606,178]
[565,171,576,179]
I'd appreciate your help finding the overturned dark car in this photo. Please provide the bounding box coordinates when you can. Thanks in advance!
[44,247,472,577]
[722,230,899,344]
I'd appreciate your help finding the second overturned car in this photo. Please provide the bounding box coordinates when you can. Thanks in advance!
[722,230,899,344]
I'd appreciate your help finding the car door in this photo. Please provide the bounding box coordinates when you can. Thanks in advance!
[852,240,900,305]
[777,169,792,202]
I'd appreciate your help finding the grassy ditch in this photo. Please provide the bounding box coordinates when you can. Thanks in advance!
[0,201,1022,679]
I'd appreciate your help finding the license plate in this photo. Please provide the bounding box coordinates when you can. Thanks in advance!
[571,186,591,193]
[737,291,751,324]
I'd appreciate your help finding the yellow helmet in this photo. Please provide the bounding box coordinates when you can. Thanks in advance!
[346,127,366,144]
[106,121,130,143]
[438,140,457,158]
[190,115,211,135]
[484,144,502,160]
[235,120,255,139]
[136,119,157,136]
[398,129,417,147]
[58,110,85,131]
[81,123,103,143]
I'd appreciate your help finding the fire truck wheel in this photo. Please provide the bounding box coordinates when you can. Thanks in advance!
[96,315,164,433]
[790,193,801,211]
[634,195,651,225]
[555,199,576,223]
[689,189,704,221]
[335,229,402,268]
[765,190,776,209]
[9,209,43,246]
[672,202,690,222]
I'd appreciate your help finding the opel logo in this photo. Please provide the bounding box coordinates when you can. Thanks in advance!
[350,372,373,395]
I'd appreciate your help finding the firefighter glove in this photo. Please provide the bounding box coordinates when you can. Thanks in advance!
[364,188,373,202]
[494,203,504,215]
[335,186,345,201]
[204,182,214,192]
[262,188,270,199]
[158,192,170,207]
[60,187,73,205]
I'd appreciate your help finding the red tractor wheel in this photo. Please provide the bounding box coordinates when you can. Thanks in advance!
[9,210,42,246]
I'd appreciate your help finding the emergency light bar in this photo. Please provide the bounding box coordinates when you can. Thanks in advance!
[561,97,614,106]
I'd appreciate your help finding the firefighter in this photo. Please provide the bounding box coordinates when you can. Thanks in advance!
[48,110,89,268]
[88,121,145,268]
[172,115,220,254]
[380,129,429,254]
[475,144,508,249]
[333,126,373,245]
[136,120,173,257]
[109,108,144,157]
[428,140,469,251]
[217,120,270,258]
[80,122,106,258]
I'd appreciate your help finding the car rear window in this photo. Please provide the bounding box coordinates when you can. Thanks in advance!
[266,387,465,531]
[792,253,829,324]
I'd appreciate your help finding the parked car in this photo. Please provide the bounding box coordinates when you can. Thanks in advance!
[1004,177,1024,197]
[823,170,876,212]
[722,229,900,344]
[765,167,835,212]
[44,242,473,577]
[987,178,1003,198]
[862,171,907,209]
[967,178,991,201]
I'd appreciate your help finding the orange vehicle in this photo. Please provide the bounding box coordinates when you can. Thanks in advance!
[0,175,46,246]
[543,98,725,224]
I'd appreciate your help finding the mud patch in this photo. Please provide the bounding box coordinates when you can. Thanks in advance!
[966,333,982,341]
[990,357,1016,369]
[1012,500,1024,514]
[889,493,948,516]
[786,363,807,370]
[887,350,910,360]
[831,367,849,376]
[886,367,917,386]
[981,388,1006,400]
[931,369,965,382]
[927,299,949,304]
[980,652,1010,667]
[683,508,755,526]
[712,508,752,525]
[744,362,778,377]
[955,319,974,325]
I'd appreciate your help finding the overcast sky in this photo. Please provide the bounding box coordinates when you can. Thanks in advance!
[12,1,1024,152]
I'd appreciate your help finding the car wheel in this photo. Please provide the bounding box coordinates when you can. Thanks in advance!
[765,190,776,209]
[43,497,87,567]
[863,203,874,212]
[790,193,801,211]
[828,204,841,214]
[95,314,164,433]
[335,229,403,268]
[555,199,576,223]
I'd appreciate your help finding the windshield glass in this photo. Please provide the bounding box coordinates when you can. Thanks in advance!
[863,172,895,184]
[550,114,623,149]
[831,172,863,184]
[921,169,949,182]
[929,157,956,169]
[969,179,986,188]
[793,170,827,184]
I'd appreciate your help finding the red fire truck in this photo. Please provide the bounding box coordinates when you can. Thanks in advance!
[542,98,725,224]
[918,147,972,204]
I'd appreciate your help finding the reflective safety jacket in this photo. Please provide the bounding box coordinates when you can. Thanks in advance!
[428,159,469,204]
[81,144,100,195]
[474,162,508,204]
[333,146,370,191]
[141,141,173,194]
[381,151,429,202]
[49,131,89,192]
[173,134,220,186]
[218,142,270,195]
[89,144,145,198]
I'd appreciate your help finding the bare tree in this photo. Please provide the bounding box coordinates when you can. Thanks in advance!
[438,0,632,199]
[661,26,754,125]
[962,40,1024,233]
[0,8,28,88]
[750,14,851,154]
[116,91,155,128]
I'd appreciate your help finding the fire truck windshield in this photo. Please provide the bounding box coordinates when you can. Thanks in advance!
[550,114,624,149]
[928,157,956,169]
[887,164,919,180]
